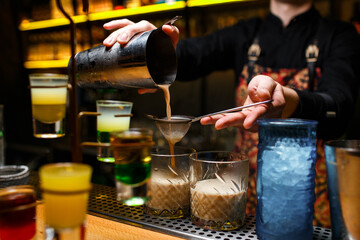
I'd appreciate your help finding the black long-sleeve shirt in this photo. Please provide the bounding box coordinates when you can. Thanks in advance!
[176,7,360,140]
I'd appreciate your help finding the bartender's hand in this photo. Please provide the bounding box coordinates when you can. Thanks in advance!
[200,75,299,132]
[103,19,179,48]
[103,19,180,94]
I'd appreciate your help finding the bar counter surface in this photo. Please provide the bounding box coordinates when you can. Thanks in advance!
[36,204,184,240]
[31,173,332,240]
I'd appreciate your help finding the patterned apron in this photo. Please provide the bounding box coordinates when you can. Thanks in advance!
[235,44,330,227]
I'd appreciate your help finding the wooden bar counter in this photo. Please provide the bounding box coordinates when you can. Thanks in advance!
[36,203,185,240]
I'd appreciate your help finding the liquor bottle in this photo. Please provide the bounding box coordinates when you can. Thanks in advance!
[113,0,125,9]
[351,2,360,34]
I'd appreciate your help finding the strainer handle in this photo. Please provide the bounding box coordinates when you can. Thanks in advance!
[191,99,274,122]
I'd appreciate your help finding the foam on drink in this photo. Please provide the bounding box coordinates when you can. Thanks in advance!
[191,178,246,222]
[146,170,189,213]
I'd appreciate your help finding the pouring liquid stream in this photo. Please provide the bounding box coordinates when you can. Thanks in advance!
[158,84,177,171]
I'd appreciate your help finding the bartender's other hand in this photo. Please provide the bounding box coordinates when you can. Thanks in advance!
[200,75,286,132]
[103,19,180,49]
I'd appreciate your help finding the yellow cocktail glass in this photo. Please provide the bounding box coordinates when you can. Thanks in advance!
[29,73,68,138]
[96,100,133,163]
[40,163,92,230]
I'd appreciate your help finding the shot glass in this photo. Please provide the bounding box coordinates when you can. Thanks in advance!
[189,151,249,231]
[40,163,92,240]
[110,128,154,206]
[256,119,318,240]
[144,146,196,219]
[29,73,68,138]
[0,185,37,240]
[97,100,133,163]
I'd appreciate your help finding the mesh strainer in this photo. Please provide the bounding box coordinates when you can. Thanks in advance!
[147,100,273,144]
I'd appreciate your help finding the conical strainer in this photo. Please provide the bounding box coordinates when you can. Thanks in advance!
[147,99,273,144]
[146,115,194,145]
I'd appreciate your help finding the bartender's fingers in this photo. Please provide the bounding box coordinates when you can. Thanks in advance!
[103,19,135,46]
[138,89,158,94]
[200,114,227,125]
[201,112,253,131]
[103,20,156,46]
[162,25,180,49]
[200,113,245,129]
[214,112,247,130]
[103,19,135,30]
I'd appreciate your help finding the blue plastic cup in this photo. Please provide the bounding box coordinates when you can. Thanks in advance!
[256,119,318,240]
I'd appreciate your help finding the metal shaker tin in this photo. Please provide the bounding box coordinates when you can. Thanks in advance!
[69,27,177,89]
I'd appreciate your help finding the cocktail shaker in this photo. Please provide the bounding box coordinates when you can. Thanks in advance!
[69,27,177,89]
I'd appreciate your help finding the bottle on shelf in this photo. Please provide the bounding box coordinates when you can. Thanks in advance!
[351,2,360,34]
[113,0,125,9]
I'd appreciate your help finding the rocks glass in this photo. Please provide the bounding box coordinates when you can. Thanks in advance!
[144,146,195,218]
[256,119,318,240]
[189,151,249,231]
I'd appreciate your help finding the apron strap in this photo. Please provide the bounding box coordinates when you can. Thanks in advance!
[305,39,319,91]
[247,19,322,89]
[247,37,261,83]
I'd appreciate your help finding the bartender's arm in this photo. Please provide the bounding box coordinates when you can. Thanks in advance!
[102,19,297,131]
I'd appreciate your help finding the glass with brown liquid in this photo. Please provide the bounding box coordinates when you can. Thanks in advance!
[110,128,154,206]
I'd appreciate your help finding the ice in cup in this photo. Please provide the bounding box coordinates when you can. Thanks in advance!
[40,163,92,239]
[97,100,133,163]
[144,146,195,218]
[256,119,318,240]
[0,185,37,240]
[110,128,154,206]
[189,151,249,231]
[29,73,68,138]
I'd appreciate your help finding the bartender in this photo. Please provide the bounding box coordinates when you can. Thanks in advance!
[102,0,360,227]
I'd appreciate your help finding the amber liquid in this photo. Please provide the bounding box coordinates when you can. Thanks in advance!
[158,84,176,168]
[339,193,360,239]
[337,151,360,239]
[32,104,66,123]
[111,132,153,186]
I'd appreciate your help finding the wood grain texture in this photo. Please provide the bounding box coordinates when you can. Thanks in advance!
[36,203,185,240]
